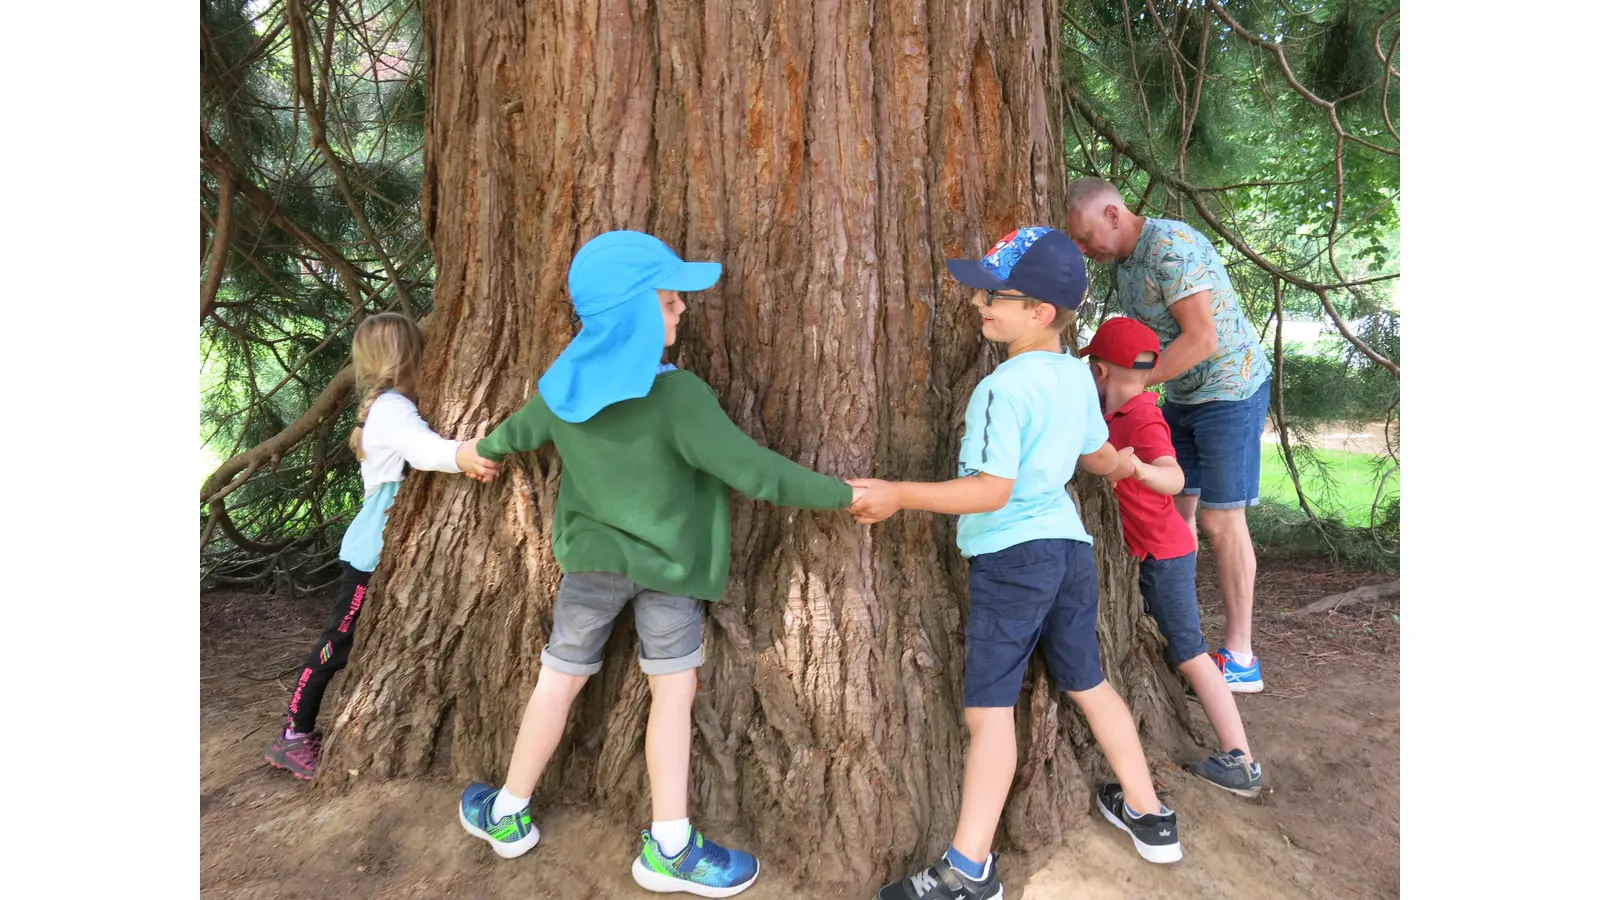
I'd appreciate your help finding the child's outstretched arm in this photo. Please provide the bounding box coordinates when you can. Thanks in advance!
[1107,417,1185,496]
[845,380,1033,525]
[455,423,502,483]
[1081,441,1133,478]
[668,379,854,510]
[845,474,1014,525]
[381,396,500,482]
[1119,450,1184,495]
[476,397,556,463]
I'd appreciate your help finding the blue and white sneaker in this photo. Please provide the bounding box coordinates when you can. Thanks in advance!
[458,783,541,859]
[631,826,760,897]
[1211,649,1263,693]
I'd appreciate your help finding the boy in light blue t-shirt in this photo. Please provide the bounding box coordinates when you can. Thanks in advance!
[850,228,1183,900]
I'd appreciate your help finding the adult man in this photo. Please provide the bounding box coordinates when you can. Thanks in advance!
[1065,177,1270,693]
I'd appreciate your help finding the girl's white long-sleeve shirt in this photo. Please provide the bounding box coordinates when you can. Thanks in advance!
[339,391,462,572]
[356,391,462,494]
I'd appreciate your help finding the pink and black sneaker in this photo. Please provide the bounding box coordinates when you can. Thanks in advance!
[265,729,322,780]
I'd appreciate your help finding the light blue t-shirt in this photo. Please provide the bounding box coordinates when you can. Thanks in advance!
[338,480,400,573]
[1114,218,1267,405]
[955,351,1109,558]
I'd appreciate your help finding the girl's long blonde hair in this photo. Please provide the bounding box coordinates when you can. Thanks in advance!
[348,312,426,460]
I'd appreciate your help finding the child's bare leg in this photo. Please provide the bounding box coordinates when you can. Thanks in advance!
[950,706,1017,862]
[1178,654,1251,760]
[503,666,589,798]
[1067,681,1162,814]
[645,668,698,823]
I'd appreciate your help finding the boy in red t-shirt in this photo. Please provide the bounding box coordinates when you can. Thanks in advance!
[1081,317,1263,797]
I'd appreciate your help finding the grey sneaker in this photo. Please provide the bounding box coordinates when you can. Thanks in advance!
[264,729,322,780]
[1185,749,1262,798]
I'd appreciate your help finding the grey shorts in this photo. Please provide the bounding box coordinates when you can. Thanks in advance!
[542,572,705,676]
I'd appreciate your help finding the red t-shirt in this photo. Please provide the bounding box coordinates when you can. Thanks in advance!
[1105,392,1199,561]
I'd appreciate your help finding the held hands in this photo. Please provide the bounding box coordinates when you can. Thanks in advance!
[456,422,502,483]
[1105,446,1141,485]
[846,478,902,525]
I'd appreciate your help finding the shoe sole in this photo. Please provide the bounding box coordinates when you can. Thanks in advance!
[264,752,314,781]
[631,856,759,897]
[1226,679,1264,694]
[458,805,540,859]
[1185,769,1262,799]
[1096,797,1183,864]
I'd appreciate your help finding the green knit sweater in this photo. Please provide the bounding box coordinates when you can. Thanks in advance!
[478,368,853,601]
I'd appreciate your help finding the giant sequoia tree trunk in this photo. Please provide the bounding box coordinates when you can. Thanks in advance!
[324,0,1198,889]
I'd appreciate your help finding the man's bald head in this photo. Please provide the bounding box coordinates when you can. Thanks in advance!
[1065,176,1140,264]
[1067,177,1127,214]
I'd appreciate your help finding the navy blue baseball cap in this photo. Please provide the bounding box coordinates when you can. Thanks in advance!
[945,226,1089,310]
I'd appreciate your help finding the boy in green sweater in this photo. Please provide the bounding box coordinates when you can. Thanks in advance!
[457,230,861,898]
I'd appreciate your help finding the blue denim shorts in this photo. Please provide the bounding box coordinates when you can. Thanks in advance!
[1162,377,1272,510]
[963,538,1106,707]
[1138,551,1209,665]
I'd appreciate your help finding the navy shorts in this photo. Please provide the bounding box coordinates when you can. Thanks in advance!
[1162,377,1272,510]
[1138,551,1209,665]
[963,538,1106,707]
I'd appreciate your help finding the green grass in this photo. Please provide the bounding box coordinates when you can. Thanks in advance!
[1258,445,1398,528]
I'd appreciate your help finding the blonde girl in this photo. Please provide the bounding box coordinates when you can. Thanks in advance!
[265,312,498,780]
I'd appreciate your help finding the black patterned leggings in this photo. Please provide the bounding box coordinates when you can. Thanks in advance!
[285,562,370,734]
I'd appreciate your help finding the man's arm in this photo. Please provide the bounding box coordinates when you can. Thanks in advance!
[1143,291,1219,387]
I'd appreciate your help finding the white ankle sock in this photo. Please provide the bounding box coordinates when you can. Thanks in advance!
[1129,803,1172,818]
[492,788,530,823]
[1228,648,1254,666]
[652,818,692,857]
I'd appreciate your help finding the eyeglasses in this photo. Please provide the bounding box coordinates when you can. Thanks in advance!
[982,289,1036,306]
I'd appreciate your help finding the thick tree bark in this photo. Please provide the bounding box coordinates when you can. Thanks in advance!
[324,0,1198,889]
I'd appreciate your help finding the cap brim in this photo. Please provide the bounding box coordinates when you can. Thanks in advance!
[945,258,1012,292]
[656,261,722,292]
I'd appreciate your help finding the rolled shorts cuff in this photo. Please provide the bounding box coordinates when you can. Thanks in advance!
[1198,496,1260,511]
[540,648,603,676]
[639,645,704,675]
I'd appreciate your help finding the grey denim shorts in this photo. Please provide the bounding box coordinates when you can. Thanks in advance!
[541,571,705,676]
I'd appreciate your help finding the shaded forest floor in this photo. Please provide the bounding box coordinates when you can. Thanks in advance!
[201,554,1398,899]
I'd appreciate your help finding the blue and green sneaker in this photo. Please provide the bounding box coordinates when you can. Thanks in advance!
[630,826,760,897]
[458,783,540,859]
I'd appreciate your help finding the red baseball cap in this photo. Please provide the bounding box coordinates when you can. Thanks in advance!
[1079,316,1160,369]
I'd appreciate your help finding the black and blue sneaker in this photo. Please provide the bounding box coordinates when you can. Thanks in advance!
[876,856,1003,900]
[1096,782,1182,864]
[458,783,540,859]
[1185,749,1263,798]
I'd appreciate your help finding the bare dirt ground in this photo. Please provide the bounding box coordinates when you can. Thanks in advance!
[201,554,1398,899]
